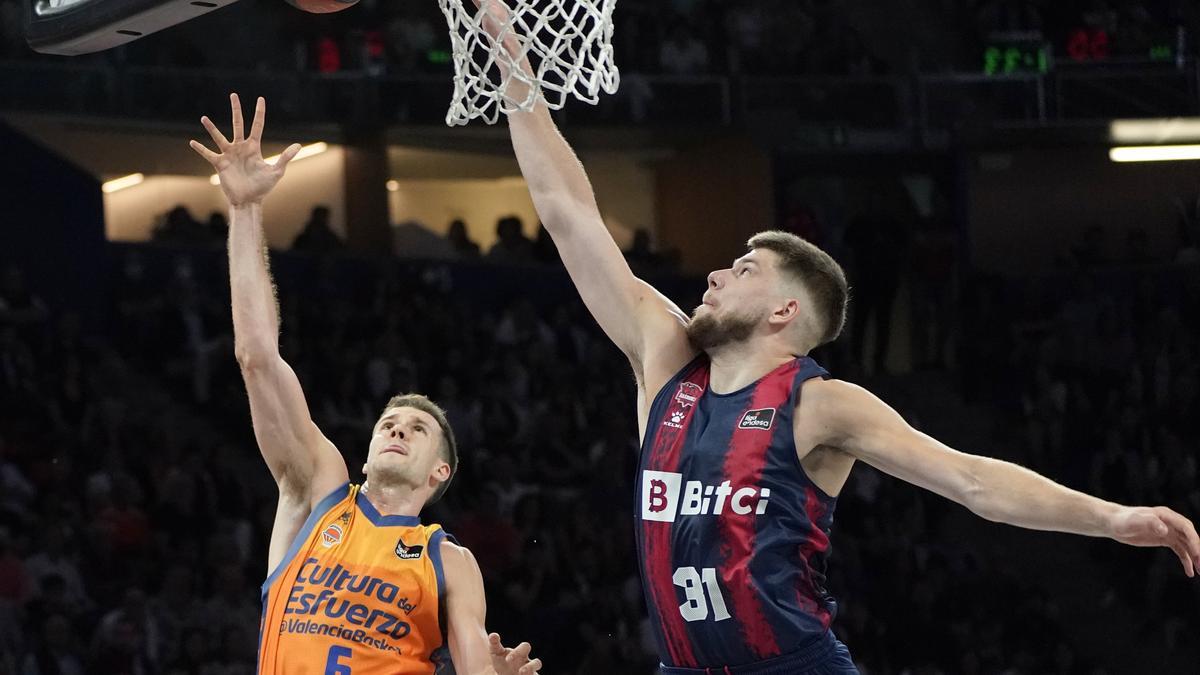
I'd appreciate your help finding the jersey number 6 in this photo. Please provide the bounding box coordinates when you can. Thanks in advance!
[673,566,731,622]
[325,645,352,675]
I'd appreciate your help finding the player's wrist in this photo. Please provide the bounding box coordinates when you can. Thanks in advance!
[1099,502,1127,539]
[229,199,264,211]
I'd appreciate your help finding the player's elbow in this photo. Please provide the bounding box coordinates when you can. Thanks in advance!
[957,457,1003,523]
[234,341,280,371]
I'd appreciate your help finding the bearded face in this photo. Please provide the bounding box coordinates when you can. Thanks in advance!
[686,303,762,352]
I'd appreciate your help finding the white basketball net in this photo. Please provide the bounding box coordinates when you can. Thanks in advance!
[438,0,620,126]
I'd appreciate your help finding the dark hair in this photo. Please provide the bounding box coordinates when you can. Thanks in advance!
[383,393,458,505]
[747,231,849,346]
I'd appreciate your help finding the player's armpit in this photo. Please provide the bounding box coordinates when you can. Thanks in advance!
[803,378,981,505]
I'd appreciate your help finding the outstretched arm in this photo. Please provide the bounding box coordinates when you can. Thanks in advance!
[479,0,692,385]
[190,95,348,526]
[807,378,1200,576]
[442,540,542,675]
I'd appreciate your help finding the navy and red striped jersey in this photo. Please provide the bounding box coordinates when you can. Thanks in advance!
[635,355,837,668]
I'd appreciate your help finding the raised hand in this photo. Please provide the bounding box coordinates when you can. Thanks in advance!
[189,93,302,207]
[1109,505,1200,577]
[489,633,542,675]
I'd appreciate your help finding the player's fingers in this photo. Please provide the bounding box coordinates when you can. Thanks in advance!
[509,642,532,660]
[520,658,543,674]
[1172,532,1196,577]
[250,96,266,142]
[273,143,303,173]
[230,93,244,142]
[1168,539,1193,577]
[189,140,220,165]
[1162,509,1200,561]
[200,116,231,149]
[488,633,505,654]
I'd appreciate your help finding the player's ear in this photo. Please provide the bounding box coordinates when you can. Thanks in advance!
[769,298,800,325]
[432,460,451,483]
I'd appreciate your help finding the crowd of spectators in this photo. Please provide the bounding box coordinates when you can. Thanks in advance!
[4,207,1197,673]
[957,213,1200,660]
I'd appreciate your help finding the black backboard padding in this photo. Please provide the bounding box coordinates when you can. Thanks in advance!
[26,0,242,55]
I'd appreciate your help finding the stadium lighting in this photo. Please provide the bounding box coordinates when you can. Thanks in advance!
[386,180,400,192]
[210,142,329,185]
[1108,144,1200,163]
[102,173,145,193]
[1110,118,1200,144]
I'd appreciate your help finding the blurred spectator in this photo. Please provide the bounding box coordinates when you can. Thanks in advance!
[532,223,560,266]
[93,588,162,672]
[152,206,212,245]
[24,524,91,610]
[291,206,345,253]
[725,0,767,73]
[384,5,438,73]
[393,220,454,259]
[659,23,710,75]
[446,219,481,258]
[846,195,910,374]
[206,212,229,241]
[0,527,30,605]
[623,227,661,274]
[485,216,535,264]
[21,613,84,675]
[0,265,50,329]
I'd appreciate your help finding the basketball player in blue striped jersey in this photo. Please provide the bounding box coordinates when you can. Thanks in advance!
[474,2,1200,672]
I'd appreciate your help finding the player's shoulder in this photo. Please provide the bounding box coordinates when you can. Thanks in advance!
[438,538,483,597]
[796,375,861,406]
[795,377,876,434]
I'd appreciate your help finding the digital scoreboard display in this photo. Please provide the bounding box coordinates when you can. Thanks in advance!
[983,25,1186,75]
[983,35,1052,75]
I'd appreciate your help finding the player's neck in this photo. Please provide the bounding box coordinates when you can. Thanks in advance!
[361,482,425,518]
[706,340,795,395]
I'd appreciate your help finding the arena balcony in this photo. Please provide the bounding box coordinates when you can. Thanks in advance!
[1,58,1197,143]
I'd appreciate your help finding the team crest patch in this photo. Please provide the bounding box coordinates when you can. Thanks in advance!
[739,408,776,430]
[396,538,424,560]
[321,523,344,548]
[674,382,704,408]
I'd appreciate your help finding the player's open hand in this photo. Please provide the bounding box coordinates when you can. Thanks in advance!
[489,632,542,675]
[1109,505,1200,577]
[189,93,301,207]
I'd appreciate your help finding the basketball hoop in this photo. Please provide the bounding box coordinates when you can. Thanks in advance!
[438,0,620,126]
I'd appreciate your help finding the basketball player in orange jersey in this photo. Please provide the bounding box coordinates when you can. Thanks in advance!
[188,93,542,675]
[475,2,1200,672]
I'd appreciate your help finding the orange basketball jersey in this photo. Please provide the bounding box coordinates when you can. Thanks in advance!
[258,483,452,675]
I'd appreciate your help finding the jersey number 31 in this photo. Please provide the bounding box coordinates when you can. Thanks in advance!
[673,567,731,622]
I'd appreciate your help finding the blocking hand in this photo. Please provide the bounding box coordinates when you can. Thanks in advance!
[189,93,301,207]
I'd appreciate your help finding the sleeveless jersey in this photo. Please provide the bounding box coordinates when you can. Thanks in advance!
[258,483,453,675]
[635,356,838,668]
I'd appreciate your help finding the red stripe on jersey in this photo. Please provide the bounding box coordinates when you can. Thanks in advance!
[642,363,709,666]
[716,360,799,660]
[798,486,832,629]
